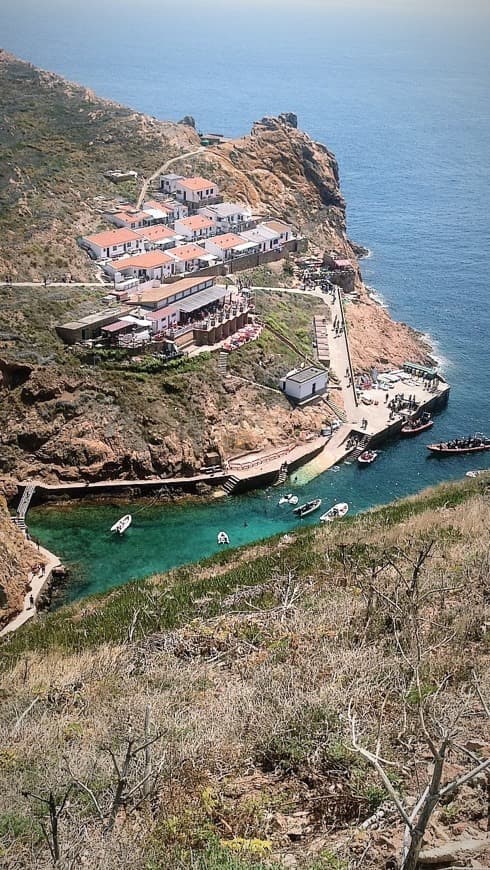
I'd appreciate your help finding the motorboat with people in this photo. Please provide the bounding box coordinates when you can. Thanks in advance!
[320,502,349,522]
[401,412,434,437]
[217,531,230,545]
[279,493,299,506]
[293,498,322,518]
[110,514,132,535]
[466,469,487,478]
[358,450,378,465]
[427,434,490,456]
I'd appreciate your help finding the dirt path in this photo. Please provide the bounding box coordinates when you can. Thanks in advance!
[136,147,204,209]
[0,543,61,637]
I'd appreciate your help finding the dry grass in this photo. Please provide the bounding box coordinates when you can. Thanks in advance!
[0,479,489,868]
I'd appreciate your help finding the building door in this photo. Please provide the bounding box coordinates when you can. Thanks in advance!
[312,383,316,394]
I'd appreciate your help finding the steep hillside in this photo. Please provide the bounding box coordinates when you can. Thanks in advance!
[0,495,37,626]
[0,285,328,486]
[0,50,198,280]
[1,476,489,869]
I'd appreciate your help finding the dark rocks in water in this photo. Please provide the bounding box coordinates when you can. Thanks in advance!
[351,241,370,258]
[179,115,196,128]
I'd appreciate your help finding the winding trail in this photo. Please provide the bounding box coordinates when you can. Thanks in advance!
[0,543,61,637]
[136,146,204,209]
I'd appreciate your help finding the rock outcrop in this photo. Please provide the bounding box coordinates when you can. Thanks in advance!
[0,495,37,627]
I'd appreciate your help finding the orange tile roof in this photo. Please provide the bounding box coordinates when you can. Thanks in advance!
[180,176,217,192]
[113,209,150,223]
[85,227,141,247]
[209,233,246,250]
[177,215,215,230]
[135,226,176,241]
[114,251,175,270]
[169,243,207,261]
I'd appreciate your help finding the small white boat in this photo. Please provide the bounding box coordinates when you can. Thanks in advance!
[293,498,322,518]
[217,531,230,545]
[110,514,132,535]
[358,450,378,466]
[466,470,486,478]
[320,502,349,523]
[279,493,299,506]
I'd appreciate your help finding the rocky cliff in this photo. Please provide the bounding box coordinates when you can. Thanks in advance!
[0,495,37,627]
[0,55,431,491]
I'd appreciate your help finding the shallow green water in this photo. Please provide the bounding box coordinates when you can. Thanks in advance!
[28,431,490,605]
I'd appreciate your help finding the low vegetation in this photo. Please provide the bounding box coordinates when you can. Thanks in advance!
[1,476,488,869]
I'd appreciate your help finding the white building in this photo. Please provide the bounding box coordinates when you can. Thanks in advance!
[168,243,213,274]
[261,219,294,244]
[204,233,257,261]
[103,250,176,284]
[135,225,183,250]
[281,367,328,404]
[143,198,188,223]
[81,227,145,261]
[160,173,185,196]
[198,202,252,233]
[105,209,151,230]
[174,215,216,242]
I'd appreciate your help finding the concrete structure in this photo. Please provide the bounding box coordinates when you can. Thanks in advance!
[130,276,216,311]
[204,233,257,261]
[281,366,328,404]
[56,306,132,344]
[80,228,144,260]
[174,214,215,242]
[198,202,253,233]
[160,173,185,196]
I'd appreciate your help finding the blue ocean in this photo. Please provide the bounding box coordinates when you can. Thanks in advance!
[2,0,489,599]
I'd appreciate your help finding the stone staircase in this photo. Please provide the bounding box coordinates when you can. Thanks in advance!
[11,515,27,532]
[17,483,36,520]
[218,352,228,375]
[223,474,240,496]
[349,436,370,460]
[324,397,347,423]
[274,462,289,486]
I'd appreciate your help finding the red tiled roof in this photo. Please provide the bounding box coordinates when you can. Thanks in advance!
[84,228,141,247]
[177,215,214,230]
[208,233,245,250]
[180,176,217,192]
[114,251,175,270]
[169,243,207,261]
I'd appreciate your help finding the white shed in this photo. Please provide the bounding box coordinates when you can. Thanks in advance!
[281,367,328,403]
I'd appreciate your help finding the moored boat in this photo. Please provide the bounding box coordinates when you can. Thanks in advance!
[279,493,299,506]
[358,450,378,465]
[217,531,230,545]
[401,412,433,436]
[110,514,132,535]
[293,498,322,518]
[427,434,490,456]
[320,502,349,522]
[466,470,486,478]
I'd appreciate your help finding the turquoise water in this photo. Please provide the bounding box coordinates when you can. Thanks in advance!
[28,434,489,603]
[3,1,490,600]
